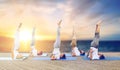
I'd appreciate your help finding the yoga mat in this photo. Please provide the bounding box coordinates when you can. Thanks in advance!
[65,53,85,57]
[0,57,12,60]
[60,57,76,60]
[33,57,50,60]
[82,56,120,61]
[38,53,48,57]
[0,56,28,61]
[33,57,76,60]
[22,53,48,57]
[65,53,72,57]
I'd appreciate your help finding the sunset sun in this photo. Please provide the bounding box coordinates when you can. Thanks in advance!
[20,30,31,41]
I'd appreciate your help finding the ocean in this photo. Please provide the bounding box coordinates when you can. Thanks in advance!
[35,40,120,52]
[0,37,120,52]
[60,40,120,52]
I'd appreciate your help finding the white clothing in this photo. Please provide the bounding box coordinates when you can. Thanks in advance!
[52,48,60,59]
[13,23,22,59]
[32,47,37,56]
[13,30,20,59]
[72,47,80,56]
[30,27,37,56]
[89,24,100,60]
[13,50,19,59]
[52,26,61,59]
[14,30,20,50]
[90,47,99,60]
[54,26,61,48]
[31,27,35,46]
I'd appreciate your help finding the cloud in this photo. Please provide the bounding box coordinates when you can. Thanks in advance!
[64,0,120,24]
[67,0,97,20]
[0,0,9,3]
[0,0,119,40]
[102,33,120,40]
[88,0,120,19]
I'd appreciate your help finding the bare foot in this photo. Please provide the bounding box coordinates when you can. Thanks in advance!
[96,20,102,33]
[37,51,43,55]
[18,23,22,29]
[97,20,102,26]
[58,20,62,27]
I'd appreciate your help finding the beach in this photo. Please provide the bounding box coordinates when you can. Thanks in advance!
[0,52,120,70]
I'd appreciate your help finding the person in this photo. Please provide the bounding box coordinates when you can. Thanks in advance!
[51,53,66,60]
[50,20,66,60]
[12,23,23,59]
[71,25,85,56]
[88,20,105,60]
[29,26,43,56]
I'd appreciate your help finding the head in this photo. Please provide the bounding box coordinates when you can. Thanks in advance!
[99,54,105,59]
[37,51,43,55]
[60,53,66,59]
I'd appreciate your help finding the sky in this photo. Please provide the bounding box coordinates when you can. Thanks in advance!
[0,0,120,40]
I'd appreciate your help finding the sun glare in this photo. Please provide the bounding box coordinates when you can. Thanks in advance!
[20,30,31,41]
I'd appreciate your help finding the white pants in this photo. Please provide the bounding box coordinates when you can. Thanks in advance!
[52,26,61,59]
[54,27,61,48]
[13,31,20,59]
[14,31,20,51]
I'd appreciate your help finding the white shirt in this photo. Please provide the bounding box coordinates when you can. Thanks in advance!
[13,50,19,59]
[52,48,60,59]
[90,47,99,60]
[72,47,80,56]
[31,47,37,56]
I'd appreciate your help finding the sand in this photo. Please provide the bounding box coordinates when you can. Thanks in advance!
[0,52,120,70]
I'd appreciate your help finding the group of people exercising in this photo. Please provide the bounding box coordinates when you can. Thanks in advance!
[12,20,105,60]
